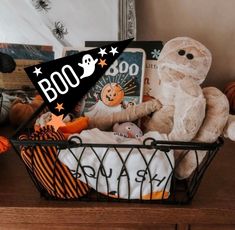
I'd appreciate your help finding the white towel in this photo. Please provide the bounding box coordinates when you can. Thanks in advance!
[58,128,174,200]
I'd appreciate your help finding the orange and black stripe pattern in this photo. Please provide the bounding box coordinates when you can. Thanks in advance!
[19,126,89,199]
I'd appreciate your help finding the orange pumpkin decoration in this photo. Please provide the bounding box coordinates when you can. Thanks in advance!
[0,136,11,154]
[101,83,124,107]
[224,82,235,114]
[9,97,43,127]
[33,94,44,103]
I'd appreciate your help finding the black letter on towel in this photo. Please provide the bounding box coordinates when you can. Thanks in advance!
[100,167,112,178]
[82,165,96,178]
[117,168,129,181]
[135,170,147,183]
[70,169,81,179]
[150,174,166,187]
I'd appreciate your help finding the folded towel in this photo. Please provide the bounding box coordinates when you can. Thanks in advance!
[58,128,174,200]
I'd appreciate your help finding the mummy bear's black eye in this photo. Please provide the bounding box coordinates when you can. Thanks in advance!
[178,49,186,56]
[186,53,194,60]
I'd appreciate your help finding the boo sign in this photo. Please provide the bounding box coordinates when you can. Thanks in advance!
[24,39,133,117]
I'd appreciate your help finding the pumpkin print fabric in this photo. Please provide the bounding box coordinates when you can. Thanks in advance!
[19,126,90,199]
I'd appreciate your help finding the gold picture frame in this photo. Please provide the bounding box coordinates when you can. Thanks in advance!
[119,0,136,40]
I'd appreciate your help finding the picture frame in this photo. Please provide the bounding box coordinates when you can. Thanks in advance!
[119,0,137,40]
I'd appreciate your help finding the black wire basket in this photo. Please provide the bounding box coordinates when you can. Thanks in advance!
[10,103,223,204]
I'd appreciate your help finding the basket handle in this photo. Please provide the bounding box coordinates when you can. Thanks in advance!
[143,137,223,151]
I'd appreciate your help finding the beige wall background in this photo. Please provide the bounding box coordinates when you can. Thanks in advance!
[136,0,235,90]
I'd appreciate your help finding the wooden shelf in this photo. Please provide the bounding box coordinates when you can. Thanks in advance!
[0,126,234,229]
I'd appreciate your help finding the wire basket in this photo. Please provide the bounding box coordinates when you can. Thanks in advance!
[9,103,223,204]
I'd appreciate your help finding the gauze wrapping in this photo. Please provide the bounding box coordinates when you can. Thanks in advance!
[168,77,206,141]
[158,37,212,85]
[175,87,229,179]
[145,37,212,137]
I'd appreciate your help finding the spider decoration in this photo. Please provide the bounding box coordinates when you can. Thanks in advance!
[52,21,68,40]
[32,0,51,11]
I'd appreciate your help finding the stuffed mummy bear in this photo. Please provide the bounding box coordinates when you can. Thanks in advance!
[144,37,232,179]
[145,37,212,141]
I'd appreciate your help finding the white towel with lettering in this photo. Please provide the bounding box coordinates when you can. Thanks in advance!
[58,128,174,200]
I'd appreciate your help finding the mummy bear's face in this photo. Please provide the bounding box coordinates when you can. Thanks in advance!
[157,37,212,85]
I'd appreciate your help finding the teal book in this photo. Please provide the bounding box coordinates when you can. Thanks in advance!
[85,41,163,101]
[63,47,145,117]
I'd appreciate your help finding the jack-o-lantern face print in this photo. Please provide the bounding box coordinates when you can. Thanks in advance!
[101,83,124,107]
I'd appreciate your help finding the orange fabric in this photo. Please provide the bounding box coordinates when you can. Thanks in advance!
[59,116,89,135]
[33,94,43,102]
[105,191,169,200]
[0,136,11,154]
[35,117,89,139]
[19,126,89,199]
[142,191,169,200]
[34,124,40,132]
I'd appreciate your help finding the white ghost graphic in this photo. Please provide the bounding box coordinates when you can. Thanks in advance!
[78,54,98,79]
